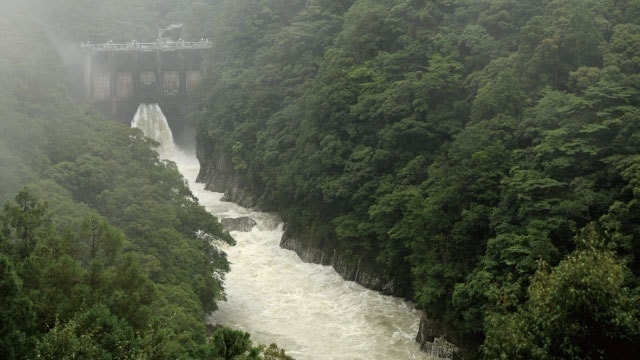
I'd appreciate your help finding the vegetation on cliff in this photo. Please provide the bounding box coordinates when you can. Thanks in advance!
[191,0,640,357]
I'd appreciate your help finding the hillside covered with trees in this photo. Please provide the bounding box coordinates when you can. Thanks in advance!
[1,1,293,359]
[189,0,640,358]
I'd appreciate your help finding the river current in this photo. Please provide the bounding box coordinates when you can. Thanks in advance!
[132,103,434,360]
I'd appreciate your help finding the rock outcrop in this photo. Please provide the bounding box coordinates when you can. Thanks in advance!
[416,316,459,359]
[196,139,258,208]
[279,228,411,298]
[220,216,257,232]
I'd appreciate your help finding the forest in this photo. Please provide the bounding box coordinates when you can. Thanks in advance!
[1,0,640,359]
[0,1,291,359]
[188,0,640,358]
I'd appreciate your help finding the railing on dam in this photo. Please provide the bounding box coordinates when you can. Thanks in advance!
[81,39,212,52]
[82,38,211,125]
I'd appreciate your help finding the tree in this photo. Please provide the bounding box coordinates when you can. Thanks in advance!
[472,69,527,121]
[76,216,123,266]
[259,343,295,360]
[110,254,156,331]
[210,327,258,360]
[483,227,640,359]
[36,304,141,359]
[0,254,37,359]
[1,188,52,258]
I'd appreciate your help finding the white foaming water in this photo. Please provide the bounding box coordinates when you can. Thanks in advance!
[132,103,176,158]
[132,104,435,360]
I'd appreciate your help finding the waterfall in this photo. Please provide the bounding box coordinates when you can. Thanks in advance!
[132,103,438,360]
[131,103,175,158]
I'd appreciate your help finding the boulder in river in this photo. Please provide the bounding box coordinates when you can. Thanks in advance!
[220,216,257,232]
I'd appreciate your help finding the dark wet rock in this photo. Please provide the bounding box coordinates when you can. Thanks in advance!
[416,315,459,359]
[196,139,258,208]
[279,227,411,298]
[221,216,257,232]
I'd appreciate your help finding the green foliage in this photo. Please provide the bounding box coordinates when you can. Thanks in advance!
[0,4,253,358]
[1,187,52,259]
[36,305,140,359]
[258,343,296,360]
[211,327,256,360]
[0,254,37,359]
[190,0,640,356]
[483,228,640,359]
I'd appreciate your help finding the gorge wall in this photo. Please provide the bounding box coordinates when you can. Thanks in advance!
[195,140,411,298]
[196,138,257,208]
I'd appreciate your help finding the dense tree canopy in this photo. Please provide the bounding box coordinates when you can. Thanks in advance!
[190,0,640,357]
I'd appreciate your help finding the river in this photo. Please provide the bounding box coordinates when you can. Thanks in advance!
[133,103,435,360]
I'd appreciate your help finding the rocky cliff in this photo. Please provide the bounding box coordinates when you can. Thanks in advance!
[195,137,257,208]
[279,226,411,298]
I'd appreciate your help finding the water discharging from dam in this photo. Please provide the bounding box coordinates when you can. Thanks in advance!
[132,103,434,360]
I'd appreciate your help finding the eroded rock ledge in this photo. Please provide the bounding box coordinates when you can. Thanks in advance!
[195,140,257,208]
[279,226,410,297]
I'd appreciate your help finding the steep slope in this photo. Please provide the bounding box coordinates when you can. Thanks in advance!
[192,0,640,356]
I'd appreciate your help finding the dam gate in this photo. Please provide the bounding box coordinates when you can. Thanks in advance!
[82,25,211,126]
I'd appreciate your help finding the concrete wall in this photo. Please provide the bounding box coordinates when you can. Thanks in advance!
[84,48,206,126]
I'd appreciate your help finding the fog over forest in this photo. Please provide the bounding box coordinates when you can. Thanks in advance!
[2,0,640,359]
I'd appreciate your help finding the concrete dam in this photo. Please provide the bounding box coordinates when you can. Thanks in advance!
[81,25,210,133]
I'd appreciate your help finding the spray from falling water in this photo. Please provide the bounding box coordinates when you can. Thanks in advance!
[131,103,175,158]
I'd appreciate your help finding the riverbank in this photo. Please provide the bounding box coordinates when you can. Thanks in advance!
[194,140,458,358]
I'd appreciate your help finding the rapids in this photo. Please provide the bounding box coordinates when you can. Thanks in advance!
[132,103,436,360]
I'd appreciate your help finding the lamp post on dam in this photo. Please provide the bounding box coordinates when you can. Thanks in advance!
[82,25,211,130]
